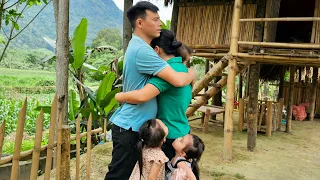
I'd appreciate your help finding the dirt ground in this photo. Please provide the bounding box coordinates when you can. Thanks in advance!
[39,112,320,180]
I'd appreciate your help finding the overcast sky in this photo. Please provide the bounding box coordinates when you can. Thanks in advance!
[112,0,173,21]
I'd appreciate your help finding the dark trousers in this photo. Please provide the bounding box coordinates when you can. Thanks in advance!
[105,124,139,180]
[162,138,176,161]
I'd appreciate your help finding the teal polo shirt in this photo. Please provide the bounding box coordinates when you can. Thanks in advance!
[110,35,169,132]
[148,57,192,139]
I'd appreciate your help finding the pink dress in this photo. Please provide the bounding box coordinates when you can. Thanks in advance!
[130,148,169,180]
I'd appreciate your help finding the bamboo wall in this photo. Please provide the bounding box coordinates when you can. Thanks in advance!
[283,82,320,114]
[176,3,257,45]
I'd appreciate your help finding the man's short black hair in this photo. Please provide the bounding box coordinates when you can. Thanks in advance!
[126,1,159,29]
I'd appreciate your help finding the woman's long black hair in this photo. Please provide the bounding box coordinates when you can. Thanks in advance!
[137,119,166,178]
[182,134,205,180]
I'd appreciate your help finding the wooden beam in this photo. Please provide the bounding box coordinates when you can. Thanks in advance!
[238,41,320,49]
[286,66,296,133]
[223,0,243,161]
[240,17,320,22]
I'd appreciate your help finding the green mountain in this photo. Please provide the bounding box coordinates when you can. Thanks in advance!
[4,0,123,49]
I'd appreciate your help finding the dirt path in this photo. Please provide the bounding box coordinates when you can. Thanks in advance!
[39,113,320,180]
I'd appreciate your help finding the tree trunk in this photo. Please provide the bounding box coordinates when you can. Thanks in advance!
[123,0,133,52]
[0,0,5,31]
[54,0,70,178]
[170,0,179,34]
[309,67,318,121]
[245,65,250,98]
[278,66,285,101]
[286,66,296,133]
[247,0,266,152]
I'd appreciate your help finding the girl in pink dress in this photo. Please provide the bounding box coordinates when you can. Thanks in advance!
[130,119,169,180]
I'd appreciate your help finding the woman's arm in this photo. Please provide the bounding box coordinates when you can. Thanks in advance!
[148,162,161,180]
[177,162,197,180]
[115,84,160,104]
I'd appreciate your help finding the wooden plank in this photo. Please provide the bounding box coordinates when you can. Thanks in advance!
[86,114,92,179]
[30,110,44,180]
[0,120,5,160]
[55,113,63,180]
[266,101,272,136]
[76,116,81,180]
[11,98,27,180]
[258,103,265,131]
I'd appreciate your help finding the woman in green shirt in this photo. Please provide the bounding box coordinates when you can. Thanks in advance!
[115,29,192,160]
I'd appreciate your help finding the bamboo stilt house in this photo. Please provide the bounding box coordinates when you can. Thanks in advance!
[162,0,320,160]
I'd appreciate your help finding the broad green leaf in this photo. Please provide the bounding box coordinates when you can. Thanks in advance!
[83,63,98,71]
[99,88,120,108]
[34,106,51,114]
[80,108,100,120]
[96,72,116,104]
[68,89,79,121]
[0,35,5,45]
[104,98,118,116]
[71,18,88,69]
[13,21,20,30]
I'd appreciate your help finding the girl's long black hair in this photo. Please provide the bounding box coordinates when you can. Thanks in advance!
[137,119,166,178]
[151,29,182,56]
[182,134,205,180]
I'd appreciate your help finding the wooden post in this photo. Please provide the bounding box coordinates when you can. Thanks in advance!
[278,66,285,101]
[258,103,265,131]
[170,0,179,34]
[278,98,284,131]
[86,114,93,179]
[30,110,44,180]
[266,101,272,136]
[56,113,63,180]
[10,98,27,180]
[44,95,58,180]
[0,120,5,160]
[286,66,296,133]
[247,0,266,152]
[203,109,210,133]
[245,65,250,98]
[223,0,242,161]
[123,0,133,52]
[309,67,318,121]
[61,126,70,179]
[238,98,244,132]
[76,116,81,180]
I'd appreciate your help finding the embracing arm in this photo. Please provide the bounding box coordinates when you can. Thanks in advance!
[156,67,195,87]
[177,162,197,180]
[115,84,160,104]
[148,162,161,180]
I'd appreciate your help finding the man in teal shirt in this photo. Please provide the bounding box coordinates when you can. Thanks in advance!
[105,2,195,180]
[116,29,192,161]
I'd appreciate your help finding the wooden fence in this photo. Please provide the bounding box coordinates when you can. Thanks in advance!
[0,95,105,180]
[282,82,320,114]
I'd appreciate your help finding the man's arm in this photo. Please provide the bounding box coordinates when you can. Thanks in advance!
[156,67,195,87]
[115,84,160,104]
[136,46,195,88]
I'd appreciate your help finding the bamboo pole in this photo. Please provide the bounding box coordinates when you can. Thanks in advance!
[76,116,81,180]
[286,66,296,133]
[238,41,320,49]
[30,110,44,180]
[44,94,58,180]
[103,118,107,142]
[203,109,210,133]
[0,120,5,160]
[0,128,103,166]
[238,98,244,132]
[223,0,242,161]
[191,56,228,98]
[55,113,63,180]
[278,98,284,131]
[263,0,271,42]
[266,101,272,136]
[10,98,27,180]
[309,67,318,121]
[86,114,92,180]
[258,103,265,131]
[188,44,230,49]
[240,17,320,22]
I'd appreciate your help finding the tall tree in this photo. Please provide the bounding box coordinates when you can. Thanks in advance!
[53,0,70,178]
[123,0,133,52]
